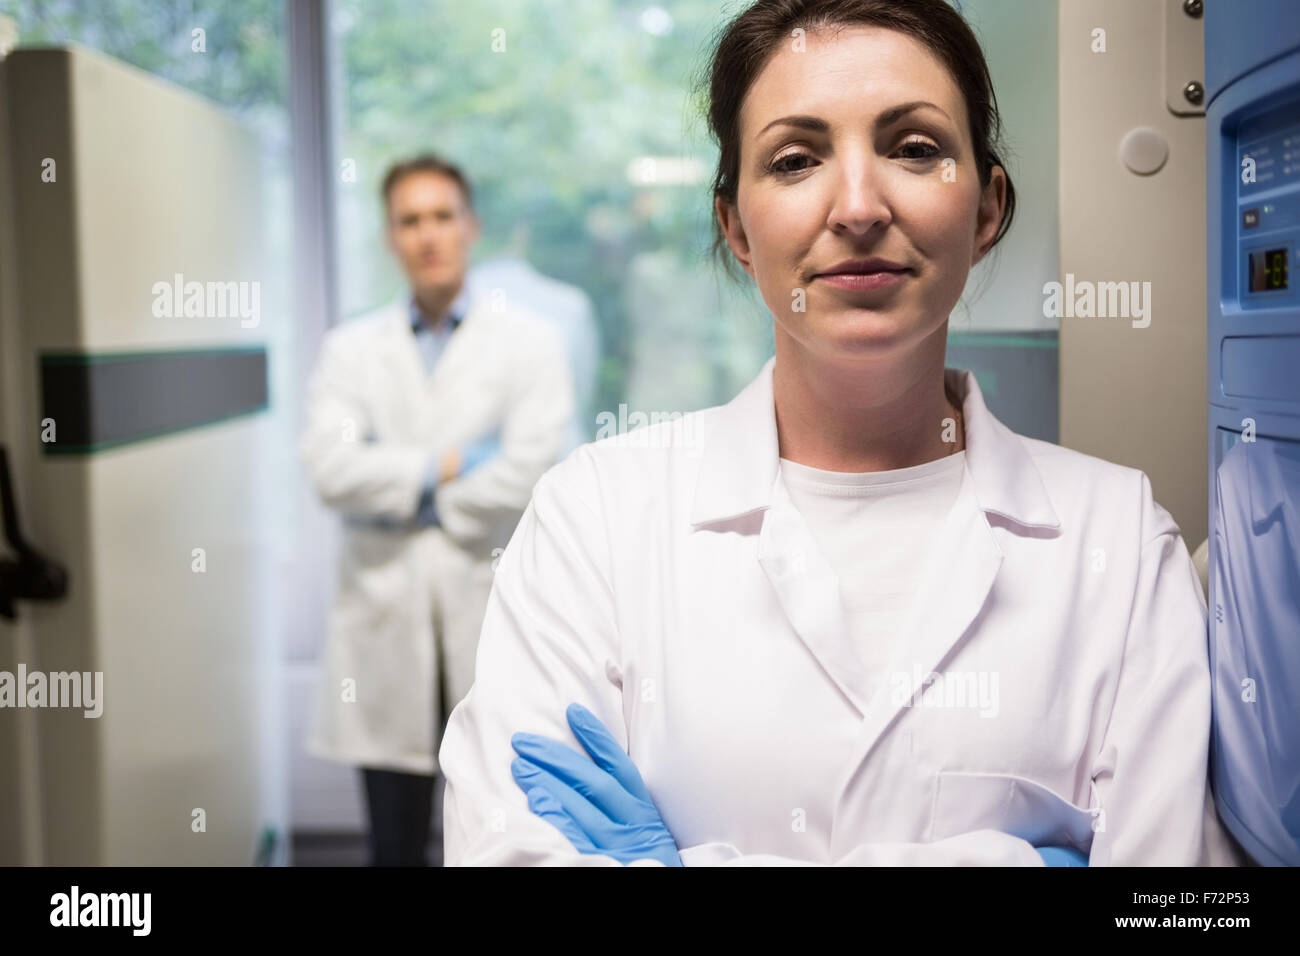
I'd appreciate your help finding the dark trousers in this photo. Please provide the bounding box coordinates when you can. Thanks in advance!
[359,638,452,866]
[360,767,437,866]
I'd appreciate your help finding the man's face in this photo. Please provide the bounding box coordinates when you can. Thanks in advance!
[385,171,480,294]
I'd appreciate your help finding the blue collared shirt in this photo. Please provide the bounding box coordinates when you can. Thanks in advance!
[410,285,471,376]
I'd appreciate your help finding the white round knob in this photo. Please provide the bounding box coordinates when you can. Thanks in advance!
[1119,127,1170,176]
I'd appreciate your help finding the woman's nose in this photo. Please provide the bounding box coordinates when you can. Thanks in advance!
[826,158,892,236]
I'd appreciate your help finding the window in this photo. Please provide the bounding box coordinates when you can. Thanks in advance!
[331,0,772,436]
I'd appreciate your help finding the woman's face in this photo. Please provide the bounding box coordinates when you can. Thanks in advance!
[716,25,1006,364]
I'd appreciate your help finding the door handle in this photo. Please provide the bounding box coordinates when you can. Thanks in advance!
[0,444,68,621]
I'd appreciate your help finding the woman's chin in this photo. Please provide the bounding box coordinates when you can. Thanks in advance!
[818,315,921,357]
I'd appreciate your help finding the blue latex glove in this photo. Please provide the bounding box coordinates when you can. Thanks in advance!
[459,433,500,476]
[511,703,682,867]
[1036,845,1088,866]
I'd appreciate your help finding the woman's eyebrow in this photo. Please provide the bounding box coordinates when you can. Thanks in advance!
[757,114,830,137]
[877,100,950,126]
[756,101,951,139]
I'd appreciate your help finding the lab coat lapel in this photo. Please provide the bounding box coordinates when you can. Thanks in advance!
[386,296,473,441]
[827,369,1062,855]
[428,304,475,393]
[366,302,428,436]
[827,468,1004,857]
[862,466,1000,748]
[692,361,1061,842]
[395,311,436,431]
[427,300,501,415]
[758,477,875,717]
[694,360,874,715]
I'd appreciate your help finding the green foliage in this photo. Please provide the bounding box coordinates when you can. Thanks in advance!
[5,0,285,115]
[335,0,758,414]
[5,0,771,418]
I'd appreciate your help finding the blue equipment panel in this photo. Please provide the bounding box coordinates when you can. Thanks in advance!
[1206,0,1300,867]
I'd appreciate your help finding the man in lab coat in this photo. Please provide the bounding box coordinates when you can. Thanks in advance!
[301,155,574,866]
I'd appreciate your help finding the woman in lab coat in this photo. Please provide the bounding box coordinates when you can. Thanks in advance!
[438,0,1238,866]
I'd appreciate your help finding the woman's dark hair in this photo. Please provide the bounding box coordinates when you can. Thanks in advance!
[701,0,1016,282]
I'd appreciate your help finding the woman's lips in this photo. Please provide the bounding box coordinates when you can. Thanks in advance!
[814,269,909,292]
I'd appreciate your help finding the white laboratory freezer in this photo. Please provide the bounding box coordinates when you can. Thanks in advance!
[0,45,288,865]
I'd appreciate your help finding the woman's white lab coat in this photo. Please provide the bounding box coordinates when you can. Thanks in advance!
[439,357,1241,864]
[300,298,573,774]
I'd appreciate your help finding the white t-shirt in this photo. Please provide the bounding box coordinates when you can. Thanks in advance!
[778,450,966,699]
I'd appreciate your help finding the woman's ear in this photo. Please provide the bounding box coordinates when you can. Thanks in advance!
[715,195,755,278]
[971,165,1007,266]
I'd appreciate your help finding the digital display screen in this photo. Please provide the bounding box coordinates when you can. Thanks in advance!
[1249,247,1289,292]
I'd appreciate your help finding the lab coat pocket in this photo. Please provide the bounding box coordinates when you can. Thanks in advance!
[929,770,1097,855]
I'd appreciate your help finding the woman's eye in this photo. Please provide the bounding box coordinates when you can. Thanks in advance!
[769,152,814,174]
[897,138,941,160]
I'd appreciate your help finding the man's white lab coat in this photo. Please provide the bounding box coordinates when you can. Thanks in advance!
[440,357,1242,863]
[301,296,573,774]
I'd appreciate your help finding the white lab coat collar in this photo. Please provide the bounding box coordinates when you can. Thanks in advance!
[689,356,1062,532]
[364,290,494,427]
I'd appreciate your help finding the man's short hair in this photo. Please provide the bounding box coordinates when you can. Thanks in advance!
[380,154,474,214]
